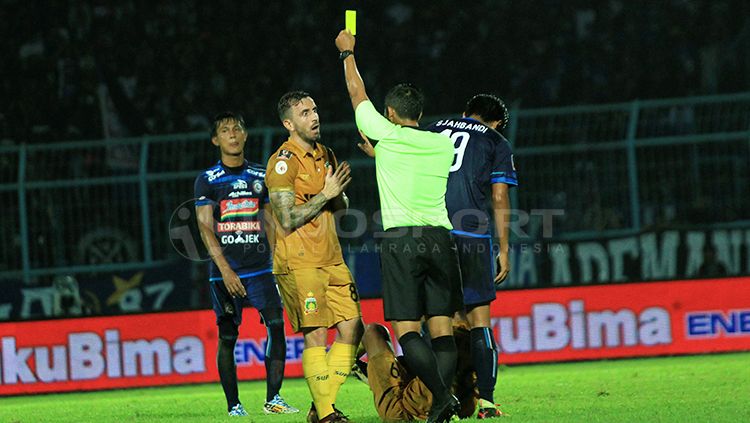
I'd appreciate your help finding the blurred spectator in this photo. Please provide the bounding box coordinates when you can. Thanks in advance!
[1,0,749,144]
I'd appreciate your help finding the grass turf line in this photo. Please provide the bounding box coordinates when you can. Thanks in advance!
[1,352,747,422]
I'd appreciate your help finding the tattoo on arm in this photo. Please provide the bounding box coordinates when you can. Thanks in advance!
[270,191,329,231]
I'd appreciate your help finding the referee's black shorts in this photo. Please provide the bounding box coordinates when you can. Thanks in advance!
[379,226,463,321]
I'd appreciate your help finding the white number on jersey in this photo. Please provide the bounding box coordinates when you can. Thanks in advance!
[440,129,471,172]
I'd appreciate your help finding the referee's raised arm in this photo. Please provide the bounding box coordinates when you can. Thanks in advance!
[335,30,368,110]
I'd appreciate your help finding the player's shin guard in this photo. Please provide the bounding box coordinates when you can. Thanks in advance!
[470,327,498,403]
[399,332,450,404]
[326,342,356,405]
[432,335,457,391]
[302,347,334,419]
[217,319,240,411]
[261,308,287,402]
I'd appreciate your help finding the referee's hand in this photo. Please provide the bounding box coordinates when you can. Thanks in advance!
[336,29,356,52]
[221,269,247,298]
[357,131,375,158]
[495,252,510,285]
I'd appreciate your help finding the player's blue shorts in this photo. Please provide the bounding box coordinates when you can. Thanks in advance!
[453,233,496,307]
[209,270,282,326]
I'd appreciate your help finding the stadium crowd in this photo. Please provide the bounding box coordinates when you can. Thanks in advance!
[2,0,749,144]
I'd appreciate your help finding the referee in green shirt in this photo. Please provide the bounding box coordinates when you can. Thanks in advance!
[336,30,463,423]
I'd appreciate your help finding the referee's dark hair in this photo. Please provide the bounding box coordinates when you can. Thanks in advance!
[210,111,245,138]
[384,83,424,121]
[464,94,509,131]
[277,90,312,121]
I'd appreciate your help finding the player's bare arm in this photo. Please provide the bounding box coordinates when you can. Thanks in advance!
[270,163,352,231]
[196,204,247,297]
[492,183,511,284]
[262,203,276,254]
[336,30,369,110]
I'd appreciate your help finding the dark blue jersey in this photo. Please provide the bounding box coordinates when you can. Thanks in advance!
[426,117,518,235]
[194,160,271,280]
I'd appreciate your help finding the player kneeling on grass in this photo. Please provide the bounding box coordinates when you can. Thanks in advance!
[195,112,299,416]
[351,322,479,422]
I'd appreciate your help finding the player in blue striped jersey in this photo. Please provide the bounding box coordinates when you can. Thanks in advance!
[194,112,298,417]
[426,94,518,418]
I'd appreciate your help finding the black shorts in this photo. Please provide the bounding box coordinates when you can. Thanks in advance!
[380,226,463,321]
[453,234,496,307]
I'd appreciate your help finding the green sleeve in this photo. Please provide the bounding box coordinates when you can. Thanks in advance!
[355,100,398,142]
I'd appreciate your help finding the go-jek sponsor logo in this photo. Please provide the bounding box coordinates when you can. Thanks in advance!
[491,300,672,353]
[685,309,750,338]
[234,336,305,366]
[0,331,205,384]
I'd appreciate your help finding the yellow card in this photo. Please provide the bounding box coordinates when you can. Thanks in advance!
[346,10,357,35]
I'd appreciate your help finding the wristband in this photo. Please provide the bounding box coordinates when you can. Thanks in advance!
[339,50,354,60]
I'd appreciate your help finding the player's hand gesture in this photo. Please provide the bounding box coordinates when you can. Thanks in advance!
[357,131,375,158]
[221,268,247,298]
[336,30,356,52]
[321,161,352,200]
[495,252,510,285]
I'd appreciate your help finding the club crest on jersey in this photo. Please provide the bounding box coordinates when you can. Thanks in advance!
[252,179,263,194]
[232,179,248,190]
[277,149,293,160]
[304,292,318,315]
[275,161,288,175]
[220,198,259,221]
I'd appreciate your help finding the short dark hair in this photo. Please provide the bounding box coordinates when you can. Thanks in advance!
[384,83,424,121]
[210,111,245,137]
[277,90,312,121]
[464,94,509,130]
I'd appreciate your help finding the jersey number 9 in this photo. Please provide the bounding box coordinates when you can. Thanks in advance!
[440,129,470,172]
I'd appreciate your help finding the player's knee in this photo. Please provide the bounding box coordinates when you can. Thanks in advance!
[363,323,389,350]
[365,323,389,339]
[218,318,239,341]
[260,307,284,326]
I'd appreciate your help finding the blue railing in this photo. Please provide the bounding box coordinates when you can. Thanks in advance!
[1,92,749,283]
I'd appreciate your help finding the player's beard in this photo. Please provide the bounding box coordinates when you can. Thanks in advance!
[300,127,321,143]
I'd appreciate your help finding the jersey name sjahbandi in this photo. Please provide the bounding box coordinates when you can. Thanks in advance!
[427,118,518,236]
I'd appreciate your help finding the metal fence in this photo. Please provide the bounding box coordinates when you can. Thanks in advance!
[1,92,749,283]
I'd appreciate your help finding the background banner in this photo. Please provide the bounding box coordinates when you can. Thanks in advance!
[1,278,748,395]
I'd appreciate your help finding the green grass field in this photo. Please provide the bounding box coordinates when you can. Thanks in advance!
[2,352,748,422]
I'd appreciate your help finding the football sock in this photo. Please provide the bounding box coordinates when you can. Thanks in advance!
[326,342,357,405]
[432,335,457,390]
[302,346,334,418]
[470,327,498,403]
[261,308,287,402]
[399,331,450,404]
[217,336,240,411]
